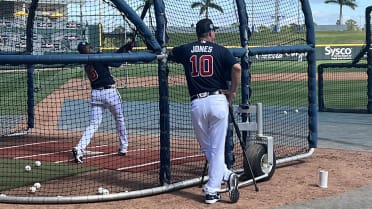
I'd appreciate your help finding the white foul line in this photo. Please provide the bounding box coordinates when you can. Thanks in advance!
[53,148,148,164]
[0,140,58,150]
[116,154,204,171]
[15,150,71,159]
[12,144,109,160]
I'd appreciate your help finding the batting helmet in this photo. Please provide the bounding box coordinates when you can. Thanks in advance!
[77,41,91,54]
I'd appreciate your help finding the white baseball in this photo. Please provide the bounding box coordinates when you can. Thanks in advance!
[34,161,41,167]
[283,111,288,114]
[295,109,299,113]
[33,182,41,189]
[102,188,109,195]
[29,186,37,193]
[25,165,31,172]
[97,187,104,195]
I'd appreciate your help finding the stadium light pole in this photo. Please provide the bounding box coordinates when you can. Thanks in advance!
[274,0,279,33]
[99,1,101,24]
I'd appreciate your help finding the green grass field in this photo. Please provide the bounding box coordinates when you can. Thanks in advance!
[167,30,367,46]
[0,158,97,191]
[315,31,366,45]
[321,80,367,109]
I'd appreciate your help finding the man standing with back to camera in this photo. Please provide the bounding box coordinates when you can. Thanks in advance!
[169,18,242,204]
[72,40,133,163]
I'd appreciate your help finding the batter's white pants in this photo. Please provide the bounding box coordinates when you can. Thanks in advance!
[76,88,128,155]
[190,94,233,195]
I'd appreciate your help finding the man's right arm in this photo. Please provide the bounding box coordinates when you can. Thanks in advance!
[168,48,176,62]
[228,63,242,104]
[107,41,135,67]
[168,46,183,63]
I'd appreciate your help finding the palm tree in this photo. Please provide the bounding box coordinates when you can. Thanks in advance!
[345,19,359,31]
[324,0,357,25]
[191,0,224,19]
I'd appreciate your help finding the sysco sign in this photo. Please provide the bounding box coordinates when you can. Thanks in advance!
[324,46,352,59]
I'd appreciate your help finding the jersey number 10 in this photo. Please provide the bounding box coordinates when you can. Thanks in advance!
[190,55,214,77]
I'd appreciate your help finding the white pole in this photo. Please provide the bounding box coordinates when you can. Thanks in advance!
[125,64,128,88]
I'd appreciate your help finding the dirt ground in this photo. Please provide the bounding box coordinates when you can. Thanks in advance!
[0,148,371,209]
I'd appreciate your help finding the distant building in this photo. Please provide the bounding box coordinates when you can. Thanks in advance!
[0,0,85,24]
[0,0,86,53]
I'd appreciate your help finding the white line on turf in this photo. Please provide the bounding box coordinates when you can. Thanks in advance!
[0,141,58,150]
[116,154,204,171]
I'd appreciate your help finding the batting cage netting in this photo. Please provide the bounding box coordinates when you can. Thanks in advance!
[318,6,372,113]
[0,0,317,203]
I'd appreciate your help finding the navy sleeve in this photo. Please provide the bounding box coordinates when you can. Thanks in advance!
[222,47,239,81]
[224,48,239,69]
[171,46,182,63]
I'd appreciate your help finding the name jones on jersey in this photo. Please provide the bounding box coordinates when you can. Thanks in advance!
[191,45,213,53]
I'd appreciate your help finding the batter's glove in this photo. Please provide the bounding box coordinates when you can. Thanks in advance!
[117,40,134,53]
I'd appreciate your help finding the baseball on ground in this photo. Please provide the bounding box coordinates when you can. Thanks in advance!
[29,186,36,193]
[34,161,41,167]
[102,188,109,195]
[97,187,104,195]
[33,182,41,189]
[24,165,31,172]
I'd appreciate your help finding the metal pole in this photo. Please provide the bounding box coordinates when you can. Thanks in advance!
[297,0,301,32]
[274,0,279,32]
[251,0,254,32]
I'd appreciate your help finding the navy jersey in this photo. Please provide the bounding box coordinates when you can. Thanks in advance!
[85,51,122,89]
[172,40,238,96]
[85,63,115,89]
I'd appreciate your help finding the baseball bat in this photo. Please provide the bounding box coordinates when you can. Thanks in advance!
[228,105,259,192]
[199,160,208,188]
[120,1,149,49]
[132,0,150,45]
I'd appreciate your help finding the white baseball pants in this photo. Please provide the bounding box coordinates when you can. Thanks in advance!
[76,88,128,155]
[190,94,233,195]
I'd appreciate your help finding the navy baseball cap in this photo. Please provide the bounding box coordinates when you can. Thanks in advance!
[196,18,219,37]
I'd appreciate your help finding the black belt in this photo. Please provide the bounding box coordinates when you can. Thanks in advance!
[190,90,222,101]
[93,85,116,90]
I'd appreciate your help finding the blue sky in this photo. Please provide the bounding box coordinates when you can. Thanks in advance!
[310,0,370,27]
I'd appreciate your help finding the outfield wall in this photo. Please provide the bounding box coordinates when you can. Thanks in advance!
[316,44,365,60]
[253,44,365,61]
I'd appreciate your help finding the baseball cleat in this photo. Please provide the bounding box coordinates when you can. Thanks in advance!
[227,173,240,203]
[118,149,128,156]
[205,193,221,204]
[72,148,84,163]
